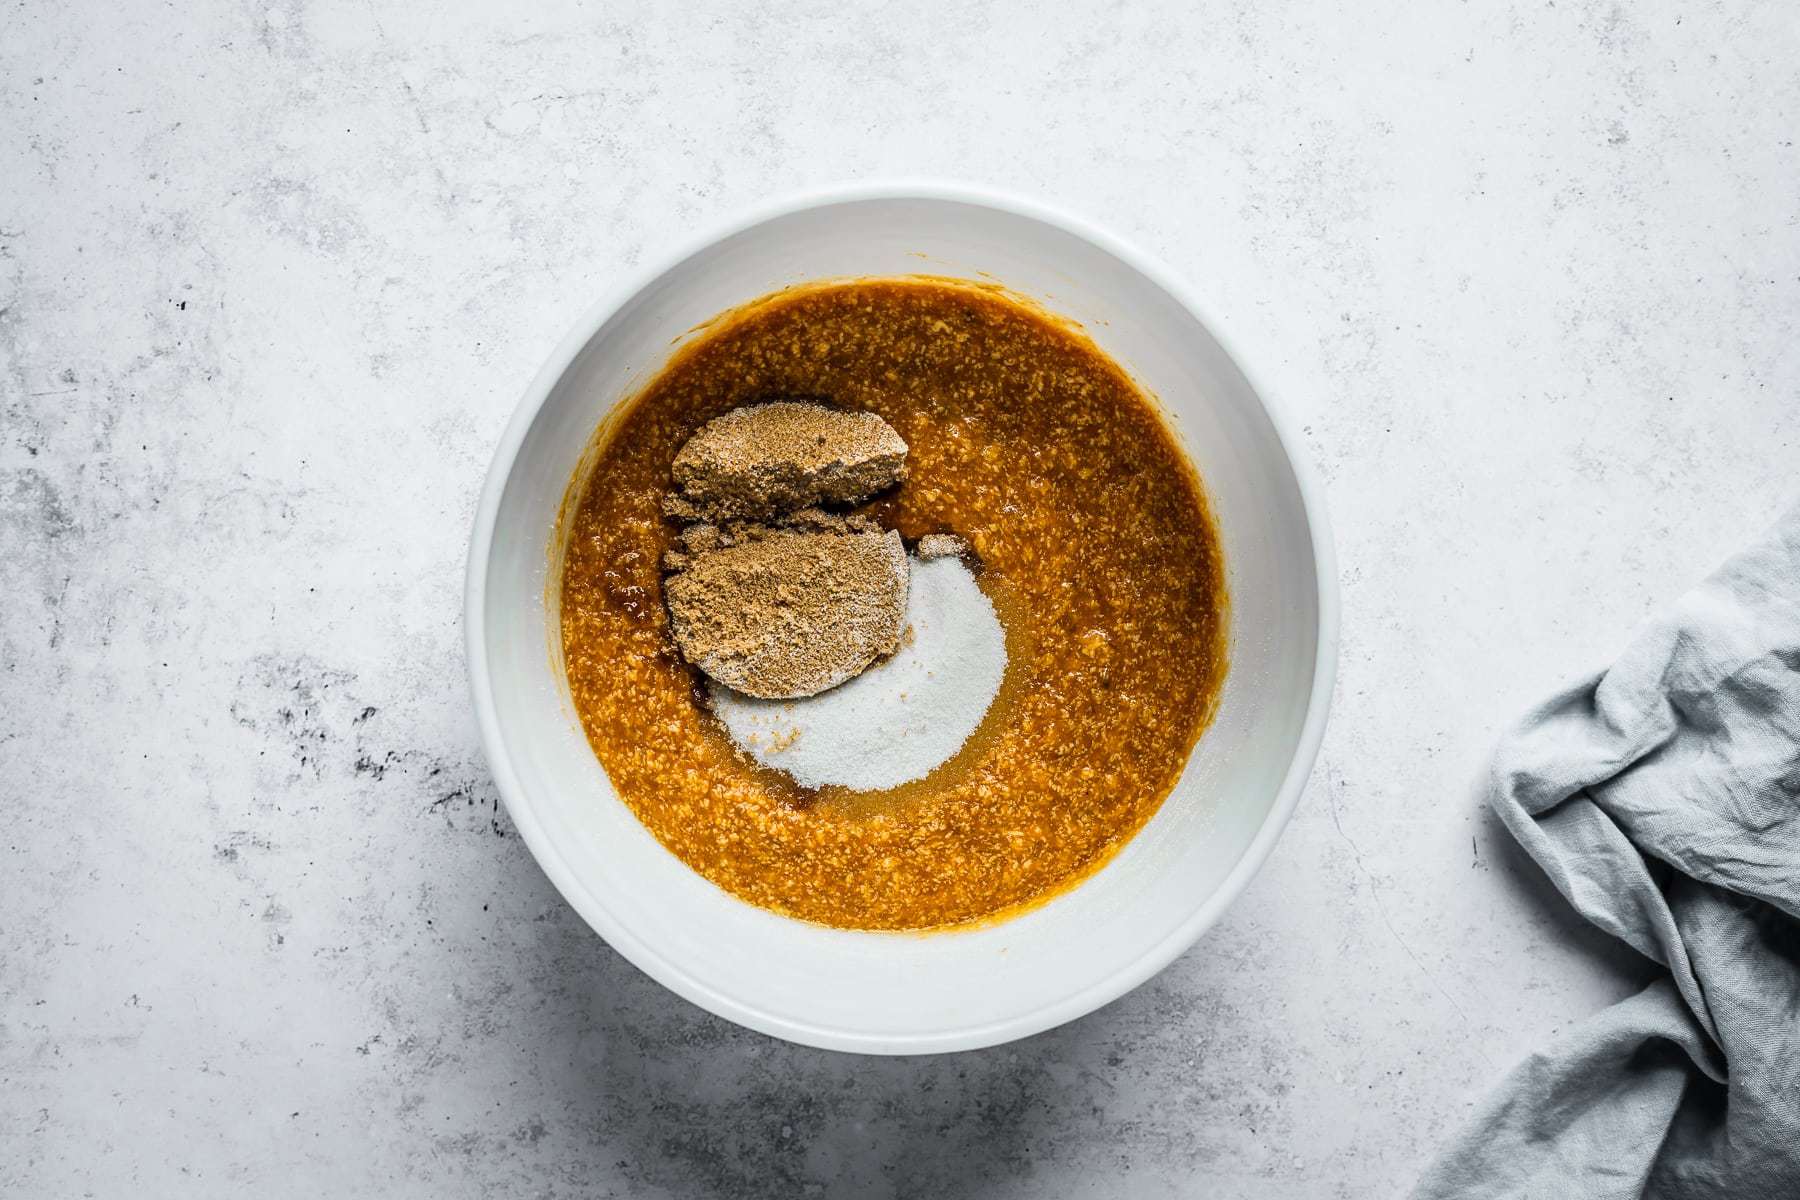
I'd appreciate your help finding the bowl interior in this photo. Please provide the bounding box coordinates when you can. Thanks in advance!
[475,194,1326,1052]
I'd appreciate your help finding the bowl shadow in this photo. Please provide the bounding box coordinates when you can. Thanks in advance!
[500,848,1153,1199]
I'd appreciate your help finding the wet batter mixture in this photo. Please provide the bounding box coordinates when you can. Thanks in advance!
[559,278,1228,930]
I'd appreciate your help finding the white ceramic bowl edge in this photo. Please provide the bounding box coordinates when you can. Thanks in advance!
[466,181,1338,1054]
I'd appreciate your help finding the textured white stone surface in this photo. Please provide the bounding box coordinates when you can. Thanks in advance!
[3,2,1796,1196]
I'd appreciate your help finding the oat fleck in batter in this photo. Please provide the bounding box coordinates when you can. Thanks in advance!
[559,278,1228,930]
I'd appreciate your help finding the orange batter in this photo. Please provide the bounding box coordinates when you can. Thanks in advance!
[559,278,1228,929]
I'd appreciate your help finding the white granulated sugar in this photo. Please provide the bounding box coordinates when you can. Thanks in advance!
[709,555,1007,792]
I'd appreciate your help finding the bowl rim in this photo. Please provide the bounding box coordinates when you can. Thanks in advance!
[465,179,1340,1054]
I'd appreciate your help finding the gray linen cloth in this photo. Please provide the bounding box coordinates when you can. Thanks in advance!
[1413,504,1800,1199]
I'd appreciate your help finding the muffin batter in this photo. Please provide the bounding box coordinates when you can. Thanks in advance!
[559,278,1228,930]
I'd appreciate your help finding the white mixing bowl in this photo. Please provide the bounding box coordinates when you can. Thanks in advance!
[466,182,1336,1054]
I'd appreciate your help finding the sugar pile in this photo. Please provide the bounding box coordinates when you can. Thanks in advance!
[708,555,1006,791]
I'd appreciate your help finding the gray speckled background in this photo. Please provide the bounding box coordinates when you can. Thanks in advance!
[3,2,1797,1196]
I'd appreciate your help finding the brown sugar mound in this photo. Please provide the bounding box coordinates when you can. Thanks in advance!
[659,402,915,698]
[661,509,884,573]
[666,401,908,522]
[664,527,909,699]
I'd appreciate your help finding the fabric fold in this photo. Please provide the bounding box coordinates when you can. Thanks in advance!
[1413,505,1800,1199]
